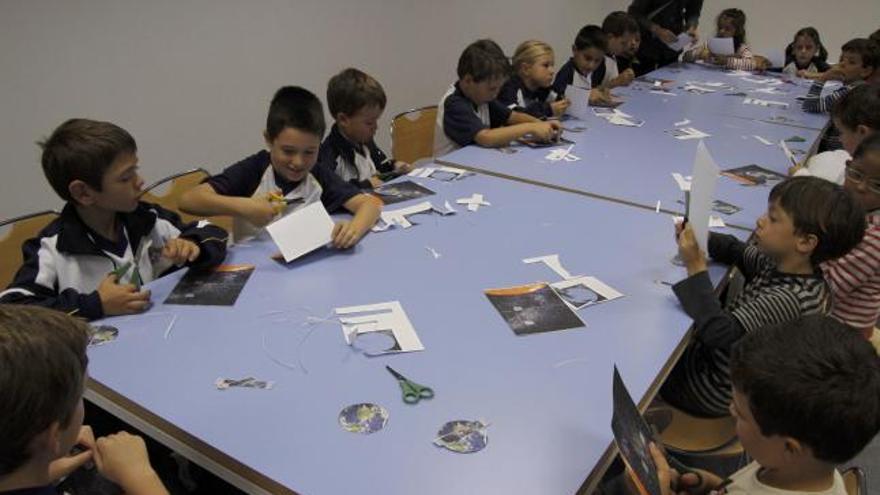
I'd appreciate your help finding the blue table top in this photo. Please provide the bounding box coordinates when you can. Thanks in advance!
[437,63,829,231]
[89,171,735,495]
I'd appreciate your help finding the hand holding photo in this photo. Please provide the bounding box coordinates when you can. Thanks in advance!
[612,367,663,495]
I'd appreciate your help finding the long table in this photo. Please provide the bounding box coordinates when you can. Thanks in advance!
[87,170,743,495]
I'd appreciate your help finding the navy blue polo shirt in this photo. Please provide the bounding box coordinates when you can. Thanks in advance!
[0,486,57,495]
[443,83,512,147]
[206,150,360,213]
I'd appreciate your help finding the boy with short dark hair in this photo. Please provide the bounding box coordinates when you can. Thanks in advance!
[178,86,381,246]
[803,38,879,151]
[433,39,562,157]
[0,304,169,494]
[663,177,866,417]
[594,11,641,88]
[651,315,880,495]
[552,25,616,106]
[320,68,413,189]
[0,119,228,320]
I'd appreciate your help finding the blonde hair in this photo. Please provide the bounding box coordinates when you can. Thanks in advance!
[512,40,554,74]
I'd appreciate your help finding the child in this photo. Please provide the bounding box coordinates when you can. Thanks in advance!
[497,40,570,119]
[0,119,227,320]
[822,133,880,342]
[319,68,413,189]
[661,177,865,417]
[178,86,382,246]
[552,25,616,107]
[649,315,880,495]
[593,11,641,88]
[793,83,880,183]
[782,27,830,77]
[683,9,763,71]
[433,39,561,157]
[0,304,170,494]
[803,38,879,152]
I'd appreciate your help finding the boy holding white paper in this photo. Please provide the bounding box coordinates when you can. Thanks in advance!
[662,177,865,417]
[179,86,381,248]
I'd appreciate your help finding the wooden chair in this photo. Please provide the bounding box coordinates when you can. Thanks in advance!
[140,168,233,236]
[0,210,59,287]
[390,106,437,164]
[653,405,741,455]
[843,467,867,495]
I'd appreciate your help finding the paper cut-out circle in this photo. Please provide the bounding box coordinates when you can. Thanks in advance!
[434,420,488,453]
[89,325,119,347]
[338,403,389,434]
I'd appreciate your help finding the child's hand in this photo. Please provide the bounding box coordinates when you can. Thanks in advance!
[394,161,414,174]
[686,25,700,43]
[677,223,708,275]
[531,121,562,142]
[820,66,846,82]
[369,176,384,189]
[331,221,363,249]
[98,274,151,316]
[619,68,636,86]
[94,432,167,495]
[242,196,280,227]
[648,443,678,495]
[48,426,96,481]
[162,238,200,265]
[551,98,571,117]
[798,70,822,80]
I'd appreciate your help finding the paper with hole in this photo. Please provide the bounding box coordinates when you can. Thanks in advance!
[336,301,423,354]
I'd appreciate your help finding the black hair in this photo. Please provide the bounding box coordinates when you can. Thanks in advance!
[266,86,326,141]
[39,119,137,202]
[730,315,880,464]
[573,24,608,53]
[717,8,747,52]
[853,131,880,160]
[602,11,639,37]
[768,176,865,264]
[784,27,829,68]
[456,39,511,83]
[832,83,880,132]
[841,38,880,71]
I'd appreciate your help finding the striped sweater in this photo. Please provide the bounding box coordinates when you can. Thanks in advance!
[669,233,828,416]
[683,42,758,71]
[822,211,880,338]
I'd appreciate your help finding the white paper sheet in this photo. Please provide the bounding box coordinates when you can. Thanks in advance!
[675,119,692,127]
[708,37,735,56]
[665,32,695,52]
[523,254,579,280]
[456,194,490,212]
[673,215,726,228]
[752,135,774,146]
[565,84,591,121]
[688,141,722,253]
[265,201,334,262]
[335,301,424,354]
[550,276,624,310]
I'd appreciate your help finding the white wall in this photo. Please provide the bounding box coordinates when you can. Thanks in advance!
[1,0,878,220]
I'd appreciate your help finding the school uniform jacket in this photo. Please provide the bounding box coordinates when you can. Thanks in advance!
[552,59,595,96]
[0,202,228,320]
[497,75,559,119]
[318,124,398,189]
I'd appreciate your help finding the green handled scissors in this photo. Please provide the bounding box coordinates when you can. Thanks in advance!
[386,366,434,404]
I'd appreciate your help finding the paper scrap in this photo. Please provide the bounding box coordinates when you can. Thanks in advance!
[456,193,491,212]
[650,90,677,96]
[432,200,457,216]
[670,127,711,140]
[336,301,424,354]
[425,246,441,259]
[708,37,735,55]
[550,276,624,310]
[752,135,774,146]
[780,140,797,166]
[674,119,691,127]
[266,202,334,263]
[683,84,716,94]
[688,141,722,252]
[373,201,434,231]
[671,173,692,192]
[215,377,275,390]
[545,145,580,162]
[565,84,591,121]
[743,97,789,109]
[523,254,578,280]
[655,201,661,213]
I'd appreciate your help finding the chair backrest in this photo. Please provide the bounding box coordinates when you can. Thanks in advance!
[0,210,59,288]
[140,168,233,235]
[842,467,866,495]
[390,106,437,165]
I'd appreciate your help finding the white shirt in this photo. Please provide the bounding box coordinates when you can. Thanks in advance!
[601,55,620,86]
[718,462,846,495]
[794,149,849,185]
